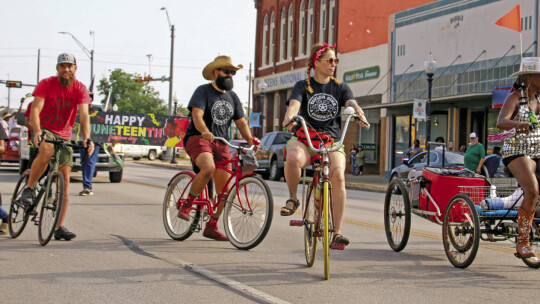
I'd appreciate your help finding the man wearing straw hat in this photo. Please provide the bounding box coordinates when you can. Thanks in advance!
[178,55,260,241]
[497,57,540,258]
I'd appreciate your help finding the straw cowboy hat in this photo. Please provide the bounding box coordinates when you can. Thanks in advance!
[510,57,540,78]
[2,112,13,120]
[202,55,243,81]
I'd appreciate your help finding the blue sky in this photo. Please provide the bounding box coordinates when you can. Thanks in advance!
[0,0,257,113]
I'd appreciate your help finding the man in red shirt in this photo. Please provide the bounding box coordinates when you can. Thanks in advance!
[20,53,94,240]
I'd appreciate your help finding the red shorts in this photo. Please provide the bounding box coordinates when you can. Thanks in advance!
[185,135,231,167]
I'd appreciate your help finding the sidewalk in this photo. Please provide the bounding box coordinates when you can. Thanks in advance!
[134,159,389,193]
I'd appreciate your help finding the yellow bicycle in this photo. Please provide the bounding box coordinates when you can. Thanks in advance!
[289,107,364,279]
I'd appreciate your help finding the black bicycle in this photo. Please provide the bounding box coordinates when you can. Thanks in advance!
[8,137,88,245]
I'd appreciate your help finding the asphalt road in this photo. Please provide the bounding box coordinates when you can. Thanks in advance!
[0,160,539,303]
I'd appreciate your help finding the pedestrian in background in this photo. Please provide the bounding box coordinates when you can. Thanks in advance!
[355,145,365,176]
[407,139,422,158]
[350,145,358,175]
[484,146,502,178]
[434,136,446,151]
[0,122,8,234]
[464,132,485,175]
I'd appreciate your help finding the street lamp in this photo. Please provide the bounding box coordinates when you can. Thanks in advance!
[58,31,94,94]
[160,7,175,116]
[424,53,437,148]
[259,79,268,137]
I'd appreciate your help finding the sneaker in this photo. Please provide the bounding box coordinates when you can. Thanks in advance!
[177,202,192,221]
[202,222,228,241]
[54,226,77,241]
[20,187,35,207]
[79,188,93,196]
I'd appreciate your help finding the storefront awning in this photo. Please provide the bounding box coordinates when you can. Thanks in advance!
[362,92,492,110]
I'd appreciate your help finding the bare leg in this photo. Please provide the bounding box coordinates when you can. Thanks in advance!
[26,142,54,188]
[212,167,232,217]
[190,152,216,196]
[328,151,346,235]
[56,165,72,228]
[282,141,310,214]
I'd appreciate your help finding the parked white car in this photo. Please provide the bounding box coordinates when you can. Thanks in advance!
[113,144,164,161]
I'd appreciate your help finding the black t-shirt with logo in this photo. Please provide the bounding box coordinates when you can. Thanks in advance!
[184,83,244,142]
[287,78,354,140]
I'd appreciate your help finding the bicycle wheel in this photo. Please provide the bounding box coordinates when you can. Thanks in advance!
[304,181,318,267]
[223,175,273,250]
[323,181,330,280]
[38,172,64,245]
[383,178,411,252]
[442,194,480,269]
[8,169,31,238]
[162,172,201,240]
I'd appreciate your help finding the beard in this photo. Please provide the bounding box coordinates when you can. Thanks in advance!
[57,71,75,87]
[216,74,234,91]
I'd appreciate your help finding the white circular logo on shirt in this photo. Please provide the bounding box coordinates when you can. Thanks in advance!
[307,93,339,121]
[211,100,234,125]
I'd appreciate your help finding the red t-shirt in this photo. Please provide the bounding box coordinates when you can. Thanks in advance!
[33,76,91,138]
[24,102,32,117]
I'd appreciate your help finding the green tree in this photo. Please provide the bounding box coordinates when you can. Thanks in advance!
[97,68,168,114]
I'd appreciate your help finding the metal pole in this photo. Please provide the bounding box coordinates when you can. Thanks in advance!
[426,72,433,148]
[248,63,252,117]
[90,49,94,94]
[260,92,264,137]
[37,49,40,83]
[168,25,175,115]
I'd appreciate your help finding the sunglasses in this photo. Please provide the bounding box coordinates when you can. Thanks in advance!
[319,58,340,65]
[217,68,236,76]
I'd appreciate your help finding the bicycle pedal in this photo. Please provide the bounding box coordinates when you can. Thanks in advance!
[330,243,346,250]
[290,220,304,226]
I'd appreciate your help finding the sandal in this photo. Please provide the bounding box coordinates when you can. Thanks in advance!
[332,234,350,245]
[280,199,300,216]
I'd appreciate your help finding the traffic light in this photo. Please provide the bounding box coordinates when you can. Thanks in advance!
[144,76,153,82]
[6,81,22,88]
[135,77,143,83]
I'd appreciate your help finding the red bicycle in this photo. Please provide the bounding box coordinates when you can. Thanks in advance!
[162,137,273,250]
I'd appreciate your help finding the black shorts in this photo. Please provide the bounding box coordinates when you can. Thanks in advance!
[502,154,525,167]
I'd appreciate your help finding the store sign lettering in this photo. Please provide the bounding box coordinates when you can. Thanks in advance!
[344,66,380,83]
[361,143,376,151]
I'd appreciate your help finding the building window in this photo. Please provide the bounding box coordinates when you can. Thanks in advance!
[307,0,314,51]
[269,12,275,64]
[328,0,335,45]
[288,4,294,59]
[262,15,268,65]
[280,8,287,61]
[319,0,327,43]
[298,1,305,56]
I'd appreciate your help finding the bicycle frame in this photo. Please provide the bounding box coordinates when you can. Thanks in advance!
[172,139,257,219]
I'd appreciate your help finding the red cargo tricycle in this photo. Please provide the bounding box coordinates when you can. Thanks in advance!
[384,145,540,268]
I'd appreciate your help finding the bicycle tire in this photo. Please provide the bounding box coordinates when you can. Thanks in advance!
[383,178,411,252]
[162,172,201,240]
[38,171,64,246]
[223,175,273,250]
[323,181,330,280]
[8,170,31,238]
[442,194,480,269]
[304,180,318,267]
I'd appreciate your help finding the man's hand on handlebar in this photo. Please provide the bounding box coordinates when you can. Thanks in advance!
[84,139,95,156]
[202,131,214,142]
[248,137,261,153]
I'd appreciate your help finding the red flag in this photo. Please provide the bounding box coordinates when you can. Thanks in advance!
[495,4,521,32]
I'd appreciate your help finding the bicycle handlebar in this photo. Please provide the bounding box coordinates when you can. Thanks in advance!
[213,137,255,152]
[291,107,364,153]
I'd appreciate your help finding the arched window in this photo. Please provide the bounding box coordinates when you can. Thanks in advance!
[262,14,268,65]
[328,0,335,45]
[298,1,305,56]
[307,0,314,50]
[287,4,293,59]
[280,7,286,61]
[269,12,275,63]
[319,0,327,43]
